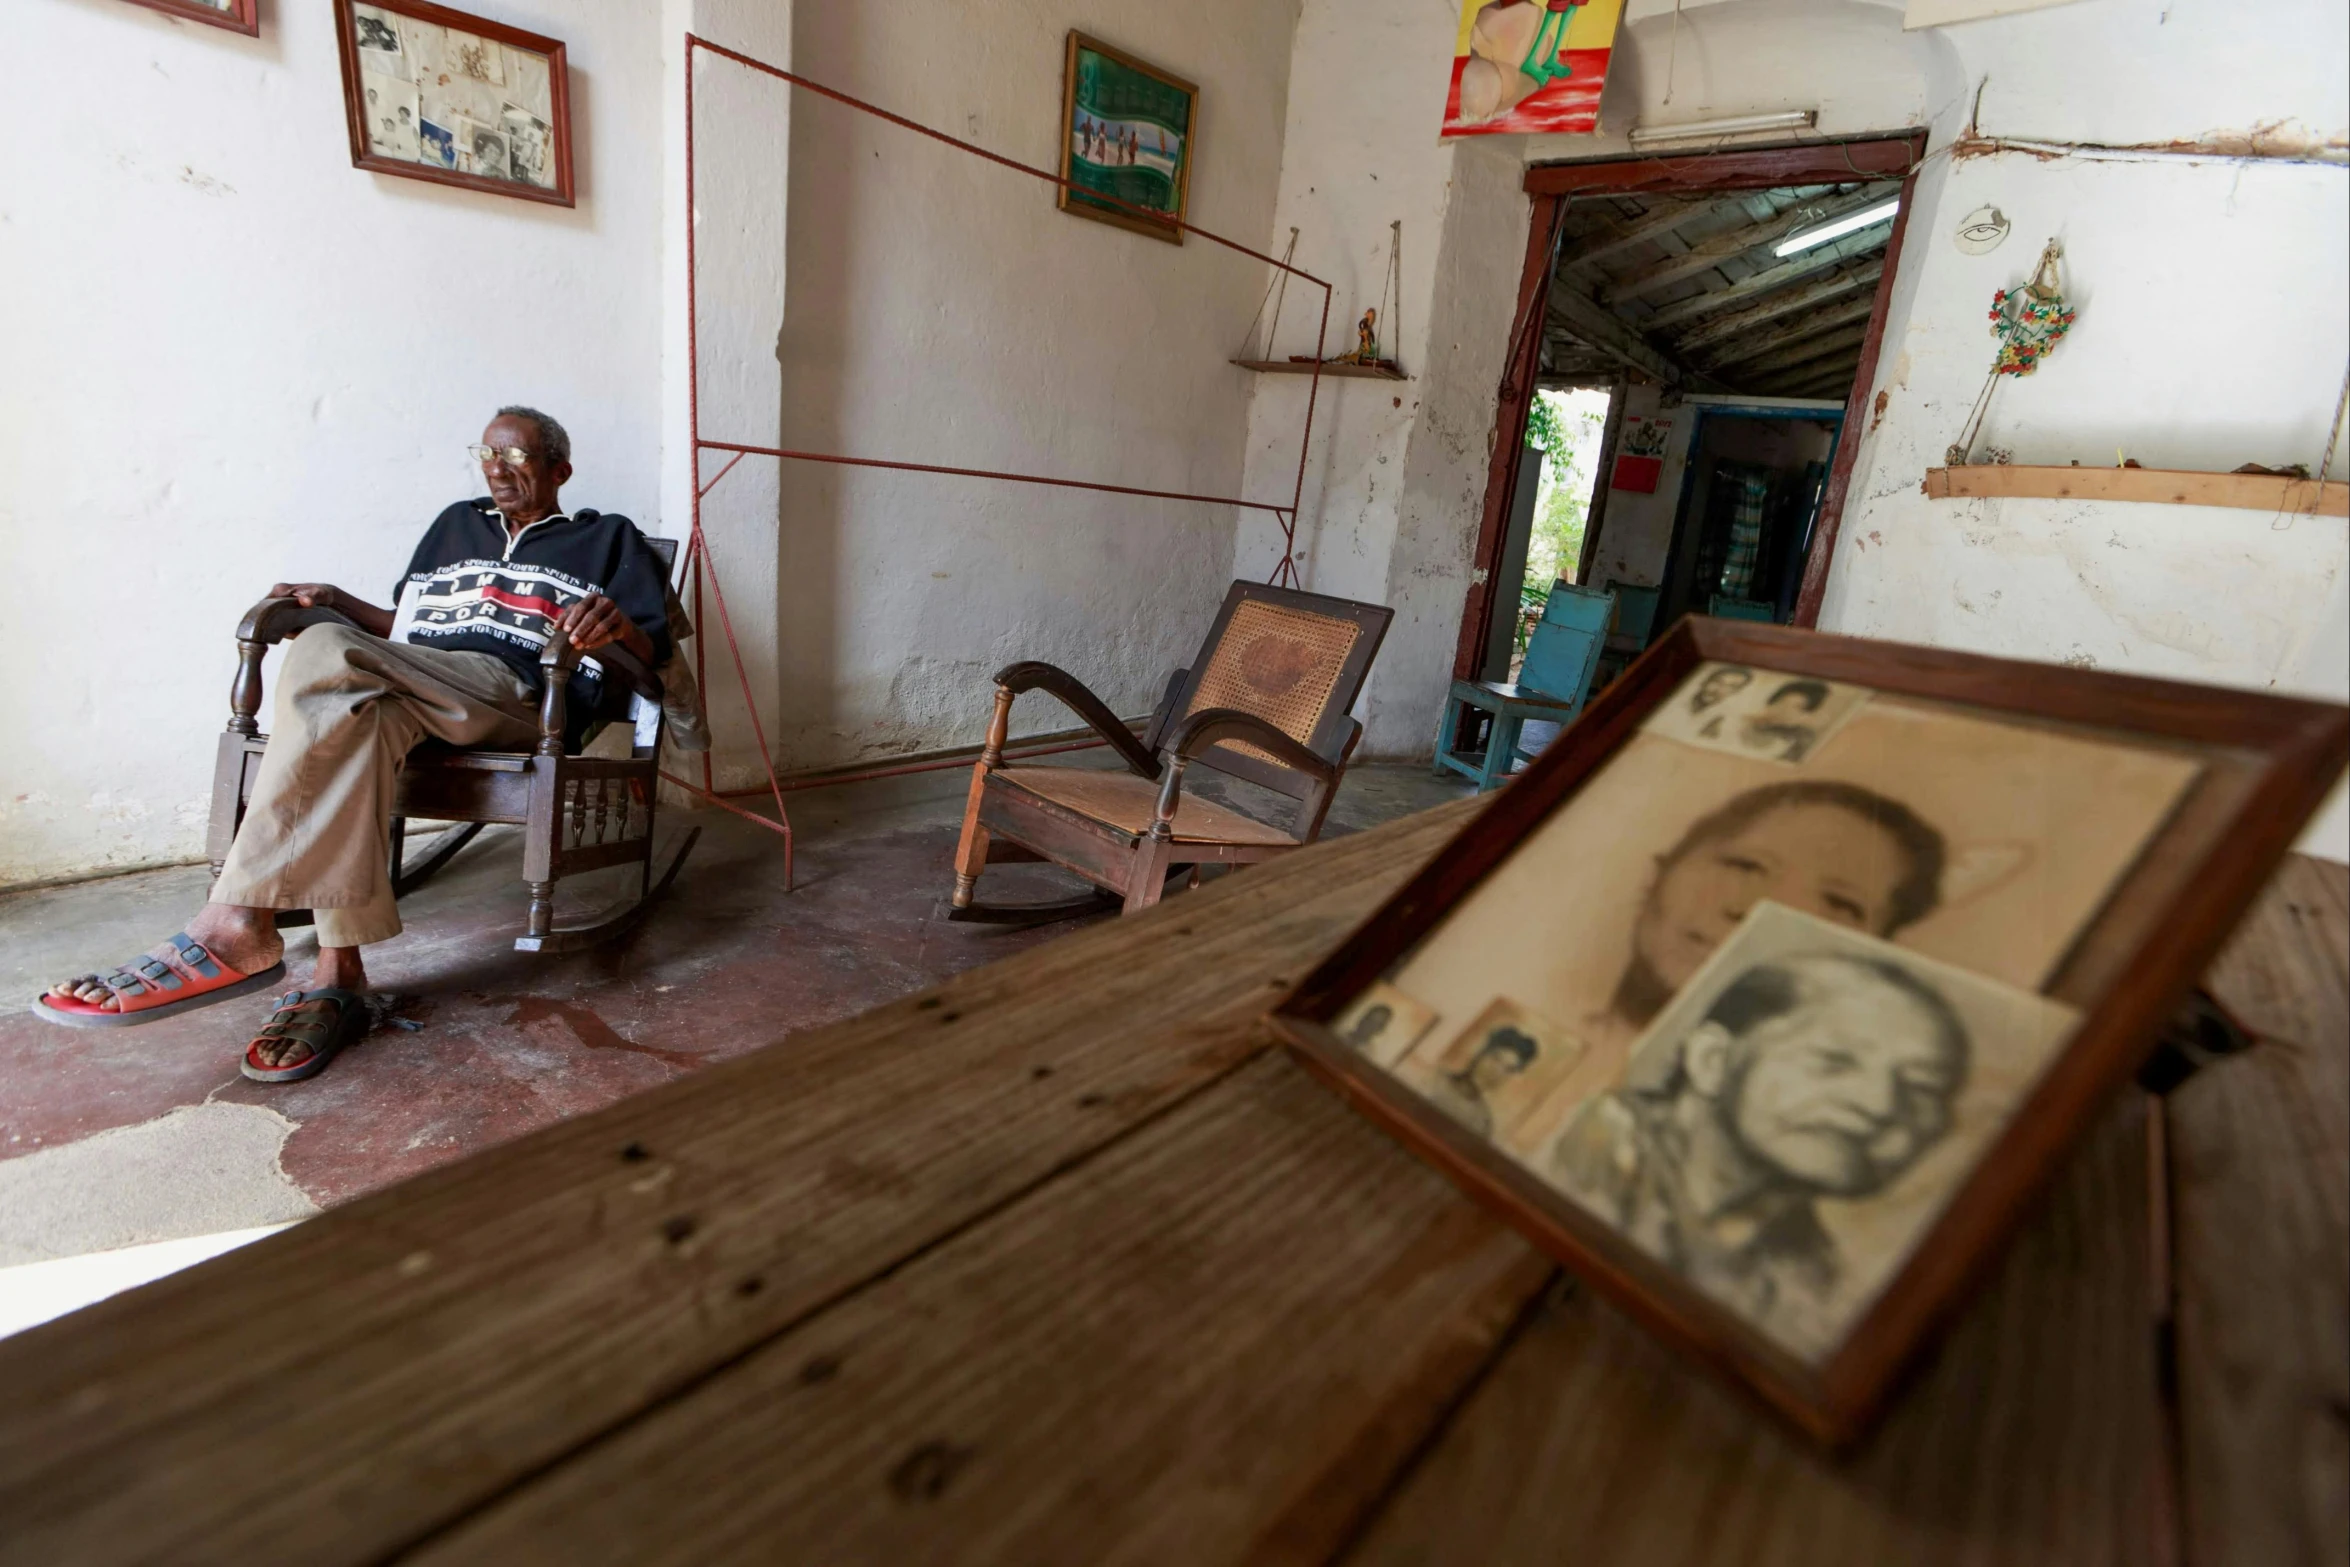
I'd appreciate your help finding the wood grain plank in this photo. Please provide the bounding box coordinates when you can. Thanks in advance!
[2170,856,2349,1567]
[1345,1093,2166,1567]
[1923,466,2349,518]
[0,798,1482,1567]
[406,1052,1552,1565]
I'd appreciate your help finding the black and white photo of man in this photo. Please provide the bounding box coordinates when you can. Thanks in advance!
[1688,664,1753,715]
[469,126,511,180]
[1642,661,1867,764]
[1738,679,1836,762]
[1551,944,1971,1351]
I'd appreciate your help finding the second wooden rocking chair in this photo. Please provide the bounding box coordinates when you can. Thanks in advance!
[948,581,1392,924]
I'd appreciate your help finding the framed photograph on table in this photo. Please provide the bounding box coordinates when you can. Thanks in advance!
[1270,618,2347,1444]
[332,0,573,208]
[117,0,260,37]
[1057,32,1196,245]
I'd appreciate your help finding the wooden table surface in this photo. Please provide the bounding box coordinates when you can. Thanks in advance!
[2,799,2342,1567]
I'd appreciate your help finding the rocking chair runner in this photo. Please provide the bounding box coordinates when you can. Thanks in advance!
[949,582,1392,923]
[205,538,699,954]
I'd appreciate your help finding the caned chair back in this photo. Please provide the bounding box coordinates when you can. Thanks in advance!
[1149,582,1391,799]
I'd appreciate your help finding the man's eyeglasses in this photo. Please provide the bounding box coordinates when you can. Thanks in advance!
[468,444,540,468]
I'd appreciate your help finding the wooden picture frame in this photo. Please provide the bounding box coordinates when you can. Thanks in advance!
[332,0,574,208]
[118,0,260,37]
[1056,32,1197,245]
[1269,618,2347,1444]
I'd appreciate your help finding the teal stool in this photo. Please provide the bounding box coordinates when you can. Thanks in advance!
[1607,580,1662,649]
[1435,583,1614,792]
[1707,593,1776,623]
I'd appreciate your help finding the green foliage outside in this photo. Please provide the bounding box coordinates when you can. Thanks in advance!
[1514,388,1610,653]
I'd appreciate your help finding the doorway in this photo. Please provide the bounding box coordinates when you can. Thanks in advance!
[1485,385,1612,680]
[1452,135,1923,686]
[1653,401,1843,628]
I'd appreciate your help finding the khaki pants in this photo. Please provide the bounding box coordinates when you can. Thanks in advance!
[212,624,542,947]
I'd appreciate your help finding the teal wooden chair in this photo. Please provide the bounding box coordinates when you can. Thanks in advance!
[1435,582,1614,792]
[1707,593,1776,623]
[1606,580,1662,650]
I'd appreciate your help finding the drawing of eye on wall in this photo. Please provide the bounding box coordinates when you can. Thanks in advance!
[335,0,573,207]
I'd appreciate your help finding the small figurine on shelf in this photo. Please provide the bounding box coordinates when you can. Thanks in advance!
[1337,307,1381,366]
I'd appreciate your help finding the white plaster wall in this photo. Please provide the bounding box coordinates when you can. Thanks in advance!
[1584,383,1683,589]
[664,0,793,793]
[769,2,1300,766]
[1251,0,2347,858]
[1816,0,2350,857]
[1234,0,1534,757]
[0,0,667,884]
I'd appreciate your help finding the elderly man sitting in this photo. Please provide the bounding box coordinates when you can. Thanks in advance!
[38,407,673,1082]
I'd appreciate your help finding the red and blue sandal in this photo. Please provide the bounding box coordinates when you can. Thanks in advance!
[34,934,288,1030]
[242,988,372,1084]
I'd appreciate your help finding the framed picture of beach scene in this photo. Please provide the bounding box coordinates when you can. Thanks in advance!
[1269,617,2346,1444]
[118,0,260,36]
[332,0,574,208]
[1057,32,1196,245]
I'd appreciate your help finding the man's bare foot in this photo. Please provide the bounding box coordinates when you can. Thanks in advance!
[46,905,287,1012]
[248,946,369,1070]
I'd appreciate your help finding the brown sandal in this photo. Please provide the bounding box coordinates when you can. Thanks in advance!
[242,989,372,1084]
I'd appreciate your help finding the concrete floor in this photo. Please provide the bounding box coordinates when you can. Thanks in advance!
[0,758,1472,1266]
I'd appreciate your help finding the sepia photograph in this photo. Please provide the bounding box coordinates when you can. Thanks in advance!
[353,7,406,70]
[1386,663,2202,1153]
[1543,901,2079,1360]
[1396,996,1591,1149]
[464,125,509,180]
[361,74,421,160]
[335,0,573,206]
[502,105,554,188]
[1334,981,1439,1069]
[1643,660,1870,764]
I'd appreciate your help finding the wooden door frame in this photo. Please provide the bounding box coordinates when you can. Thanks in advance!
[1451,133,1927,681]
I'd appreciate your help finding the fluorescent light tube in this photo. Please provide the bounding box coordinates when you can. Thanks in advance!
[1626,110,1817,147]
[1775,199,1901,256]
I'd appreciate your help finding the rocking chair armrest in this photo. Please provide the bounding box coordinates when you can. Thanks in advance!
[535,630,663,755]
[236,596,363,645]
[540,632,664,705]
[990,660,1160,779]
[225,597,371,735]
[1163,707,1337,784]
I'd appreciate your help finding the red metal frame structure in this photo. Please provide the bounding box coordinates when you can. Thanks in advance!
[671,35,1340,875]
[1451,134,1927,682]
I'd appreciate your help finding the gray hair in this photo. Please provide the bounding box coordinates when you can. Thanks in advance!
[496,404,571,466]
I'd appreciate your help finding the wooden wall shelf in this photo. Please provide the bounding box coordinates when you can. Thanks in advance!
[1924,465,2348,518]
[1232,359,1410,382]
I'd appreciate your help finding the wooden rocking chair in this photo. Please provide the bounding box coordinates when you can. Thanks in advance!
[948,581,1392,924]
[204,537,699,954]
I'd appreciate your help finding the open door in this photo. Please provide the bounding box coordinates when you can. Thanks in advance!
[1453,134,1925,685]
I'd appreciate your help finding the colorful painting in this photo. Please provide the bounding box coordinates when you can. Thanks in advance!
[1443,0,1625,138]
[1058,33,1196,245]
